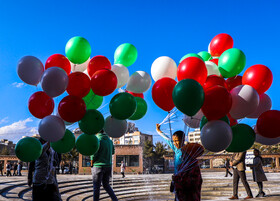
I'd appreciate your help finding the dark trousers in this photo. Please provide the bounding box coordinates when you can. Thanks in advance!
[13,170,17,176]
[225,168,232,177]
[257,182,264,193]
[233,169,253,197]
[6,170,11,176]
[121,172,125,178]
[92,166,118,201]
[0,169,3,176]
[32,183,61,201]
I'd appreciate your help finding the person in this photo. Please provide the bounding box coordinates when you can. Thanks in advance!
[225,158,233,177]
[13,162,18,176]
[246,149,267,197]
[90,130,118,201]
[120,161,126,178]
[17,161,22,176]
[6,162,12,177]
[229,151,253,200]
[0,161,3,176]
[61,162,65,174]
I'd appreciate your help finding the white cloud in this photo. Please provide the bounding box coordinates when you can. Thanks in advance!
[0,117,8,124]
[12,82,25,88]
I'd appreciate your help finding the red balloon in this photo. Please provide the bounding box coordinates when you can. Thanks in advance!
[87,55,111,78]
[242,64,273,94]
[227,113,238,126]
[209,33,234,57]
[177,57,207,85]
[67,72,91,98]
[203,75,227,90]
[58,95,86,122]
[201,86,232,120]
[209,58,219,66]
[152,77,177,111]
[257,110,280,138]
[45,54,71,75]
[226,76,242,91]
[28,91,54,119]
[90,69,117,96]
[125,90,144,99]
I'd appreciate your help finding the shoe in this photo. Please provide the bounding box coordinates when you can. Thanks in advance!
[257,192,265,197]
[244,196,253,199]
[228,196,238,200]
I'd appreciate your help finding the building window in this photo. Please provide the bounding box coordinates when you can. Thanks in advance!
[82,156,91,167]
[116,155,139,167]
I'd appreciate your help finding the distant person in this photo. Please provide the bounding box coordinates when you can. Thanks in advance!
[61,162,65,174]
[247,149,267,197]
[225,158,233,177]
[91,130,118,201]
[6,162,12,177]
[120,161,126,178]
[0,162,3,176]
[17,161,22,176]
[229,151,253,200]
[13,162,18,176]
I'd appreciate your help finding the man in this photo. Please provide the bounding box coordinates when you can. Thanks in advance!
[229,152,253,200]
[17,161,22,176]
[225,158,233,177]
[91,130,118,201]
[120,161,126,178]
[0,161,3,176]
[6,162,12,177]
[13,162,18,176]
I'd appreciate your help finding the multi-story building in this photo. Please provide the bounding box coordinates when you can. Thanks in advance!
[0,139,16,155]
[187,128,201,143]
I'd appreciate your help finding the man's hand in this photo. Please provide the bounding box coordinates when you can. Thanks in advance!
[90,160,94,167]
[156,124,162,133]
[28,178,32,187]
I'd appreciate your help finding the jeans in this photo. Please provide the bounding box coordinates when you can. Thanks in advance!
[92,166,118,201]
[32,183,61,201]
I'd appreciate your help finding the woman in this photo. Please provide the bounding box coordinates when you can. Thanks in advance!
[246,149,267,197]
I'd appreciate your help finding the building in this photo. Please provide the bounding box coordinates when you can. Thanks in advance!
[0,139,16,155]
[187,128,201,143]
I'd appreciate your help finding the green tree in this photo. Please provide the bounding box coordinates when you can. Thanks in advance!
[154,142,168,165]
[143,140,155,169]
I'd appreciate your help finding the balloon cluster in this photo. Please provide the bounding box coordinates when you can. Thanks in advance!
[16,36,151,162]
[151,33,280,153]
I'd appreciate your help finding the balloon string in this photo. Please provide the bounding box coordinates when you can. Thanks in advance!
[168,111,173,140]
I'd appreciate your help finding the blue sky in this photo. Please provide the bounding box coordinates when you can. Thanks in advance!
[0,0,280,143]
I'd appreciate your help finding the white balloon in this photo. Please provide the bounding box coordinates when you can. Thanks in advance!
[247,93,272,118]
[201,120,232,152]
[183,110,204,128]
[255,133,280,145]
[151,56,177,81]
[111,64,129,88]
[71,57,90,72]
[104,116,127,138]
[126,71,152,93]
[229,85,260,119]
[205,61,221,76]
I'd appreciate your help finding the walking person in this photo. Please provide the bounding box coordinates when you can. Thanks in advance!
[246,149,267,197]
[6,162,12,177]
[13,162,18,176]
[17,161,22,176]
[229,151,253,200]
[120,161,126,178]
[91,130,118,201]
[225,158,233,177]
[0,162,3,176]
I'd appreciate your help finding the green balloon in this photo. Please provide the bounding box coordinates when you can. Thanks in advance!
[172,79,205,116]
[198,51,213,61]
[226,124,256,152]
[129,97,148,120]
[114,43,137,67]
[79,109,105,135]
[179,53,203,63]
[83,89,103,110]
[65,36,91,64]
[51,129,75,153]
[15,137,42,162]
[218,48,246,78]
[200,115,229,130]
[76,133,100,156]
[110,92,137,120]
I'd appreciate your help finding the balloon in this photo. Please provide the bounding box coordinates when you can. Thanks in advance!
[202,86,232,120]
[209,33,234,57]
[58,95,86,122]
[111,64,129,88]
[51,129,75,153]
[203,75,227,90]
[79,109,105,135]
[242,64,273,94]
[104,116,127,138]
[17,56,44,86]
[109,92,137,120]
[38,115,66,142]
[226,75,242,91]
[255,133,280,146]
[179,53,203,63]
[114,43,137,67]
[65,36,91,64]
[226,124,256,152]
[198,51,213,61]
[28,91,54,119]
[200,115,229,130]
[125,90,144,99]
[15,137,42,162]
[218,48,246,78]
[71,57,90,72]
[177,57,207,85]
[183,110,204,128]
[126,71,152,93]
[76,133,99,156]
[205,61,221,76]
[45,54,71,75]
[201,120,232,152]
[128,97,148,120]
[227,113,238,127]
[209,58,219,66]
[172,79,205,116]
[257,110,280,138]
[151,56,177,81]
[87,55,111,78]
[41,67,69,97]
[247,93,272,118]
[152,77,177,111]
[66,72,91,98]
[83,89,103,110]
[90,69,117,96]
[229,85,259,119]
[181,143,204,158]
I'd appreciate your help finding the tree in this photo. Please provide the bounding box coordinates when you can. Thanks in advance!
[154,142,168,165]
[143,140,155,169]
[61,147,79,173]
